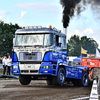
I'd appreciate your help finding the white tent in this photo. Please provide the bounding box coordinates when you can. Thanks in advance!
[96,49,100,58]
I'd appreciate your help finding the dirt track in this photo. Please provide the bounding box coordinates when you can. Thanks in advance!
[0,79,94,100]
[0,67,99,100]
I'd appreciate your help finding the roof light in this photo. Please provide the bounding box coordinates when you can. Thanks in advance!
[53,27,62,33]
[53,27,56,30]
[53,27,57,31]
[22,27,25,29]
[49,25,52,29]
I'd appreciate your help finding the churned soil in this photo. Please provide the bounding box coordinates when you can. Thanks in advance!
[0,79,95,100]
[0,68,100,100]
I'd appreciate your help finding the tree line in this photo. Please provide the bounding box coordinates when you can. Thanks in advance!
[67,35,99,57]
[0,21,99,57]
[0,21,21,57]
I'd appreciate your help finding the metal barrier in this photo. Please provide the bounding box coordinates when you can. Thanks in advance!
[89,80,99,100]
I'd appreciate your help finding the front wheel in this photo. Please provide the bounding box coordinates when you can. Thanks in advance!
[19,75,31,85]
[52,68,65,86]
[79,72,89,87]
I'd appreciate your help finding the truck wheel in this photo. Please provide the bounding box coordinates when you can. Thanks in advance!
[52,68,65,86]
[79,72,89,87]
[19,75,31,85]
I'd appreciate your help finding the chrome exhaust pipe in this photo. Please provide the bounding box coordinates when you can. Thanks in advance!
[63,28,67,47]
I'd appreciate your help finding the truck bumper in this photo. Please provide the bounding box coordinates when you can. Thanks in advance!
[12,62,56,76]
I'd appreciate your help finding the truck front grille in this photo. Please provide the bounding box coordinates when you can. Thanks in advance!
[30,70,38,73]
[19,52,42,61]
[20,62,41,64]
[21,70,38,73]
[21,70,29,73]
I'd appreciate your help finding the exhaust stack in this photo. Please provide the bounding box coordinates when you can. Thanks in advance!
[63,28,67,44]
[63,28,67,59]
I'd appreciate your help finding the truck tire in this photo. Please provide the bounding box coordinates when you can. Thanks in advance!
[79,72,89,87]
[19,75,31,85]
[52,68,65,86]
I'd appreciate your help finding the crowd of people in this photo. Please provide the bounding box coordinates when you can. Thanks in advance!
[0,56,12,75]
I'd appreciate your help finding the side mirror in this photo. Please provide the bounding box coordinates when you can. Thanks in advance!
[58,37,62,47]
[58,43,61,47]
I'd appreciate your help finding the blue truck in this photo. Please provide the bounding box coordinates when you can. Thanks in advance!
[12,26,89,86]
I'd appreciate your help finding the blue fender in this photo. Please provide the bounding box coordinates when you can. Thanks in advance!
[55,59,67,76]
[12,62,20,75]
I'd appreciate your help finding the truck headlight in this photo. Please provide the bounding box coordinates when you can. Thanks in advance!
[42,66,52,69]
[13,70,17,73]
[13,66,17,69]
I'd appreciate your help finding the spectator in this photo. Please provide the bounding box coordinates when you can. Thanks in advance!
[2,57,3,63]
[1,57,3,64]
[7,56,12,75]
[2,56,7,75]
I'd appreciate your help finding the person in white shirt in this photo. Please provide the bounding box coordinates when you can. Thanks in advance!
[7,56,12,75]
[3,56,7,75]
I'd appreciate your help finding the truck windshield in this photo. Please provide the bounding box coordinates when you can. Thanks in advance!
[14,33,53,47]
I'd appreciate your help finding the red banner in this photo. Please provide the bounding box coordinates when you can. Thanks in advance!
[82,58,100,68]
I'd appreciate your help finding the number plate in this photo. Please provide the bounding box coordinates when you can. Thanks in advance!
[24,64,35,69]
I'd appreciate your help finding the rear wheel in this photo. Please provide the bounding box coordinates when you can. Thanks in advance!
[79,72,89,87]
[19,75,31,85]
[52,68,65,86]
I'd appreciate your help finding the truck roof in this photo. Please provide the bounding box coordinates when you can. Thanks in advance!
[15,27,66,37]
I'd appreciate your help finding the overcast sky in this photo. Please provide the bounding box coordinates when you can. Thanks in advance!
[0,0,100,48]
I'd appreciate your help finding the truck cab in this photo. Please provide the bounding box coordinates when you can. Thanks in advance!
[12,26,68,85]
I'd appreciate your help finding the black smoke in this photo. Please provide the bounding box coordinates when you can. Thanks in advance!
[60,0,100,28]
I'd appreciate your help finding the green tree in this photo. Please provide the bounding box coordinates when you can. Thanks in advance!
[0,21,21,57]
[67,35,81,56]
[67,35,99,56]
[81,36,98,54]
